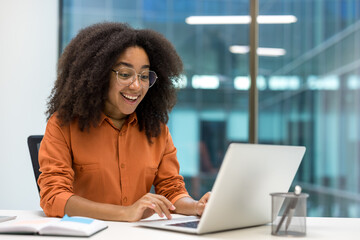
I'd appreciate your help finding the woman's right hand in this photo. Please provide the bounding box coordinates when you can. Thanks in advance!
[124,193,176,222]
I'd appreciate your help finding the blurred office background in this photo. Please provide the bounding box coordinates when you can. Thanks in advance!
[1,0,359,218]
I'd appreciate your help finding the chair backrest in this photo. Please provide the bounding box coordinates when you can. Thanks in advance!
[27,135,43,193]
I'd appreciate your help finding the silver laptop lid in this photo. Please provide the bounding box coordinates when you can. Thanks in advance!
[197,143,305,234]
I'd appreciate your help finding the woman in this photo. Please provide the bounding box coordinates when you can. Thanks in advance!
[38,22,210,222]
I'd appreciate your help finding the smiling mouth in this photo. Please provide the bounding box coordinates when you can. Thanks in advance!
[121,93,139,102]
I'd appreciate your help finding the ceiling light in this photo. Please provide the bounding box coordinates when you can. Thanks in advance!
[229,45,250,54]
[186,16,250,24]
[229,45,286,57]
[257,47,286,56]
[192,75,220,89]
[258,15,297,24]
[185,15,297,25]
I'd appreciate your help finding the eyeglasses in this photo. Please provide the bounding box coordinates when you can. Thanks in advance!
[111,67,158,88]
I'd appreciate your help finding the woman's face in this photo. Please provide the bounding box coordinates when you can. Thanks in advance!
[104,46,150,119]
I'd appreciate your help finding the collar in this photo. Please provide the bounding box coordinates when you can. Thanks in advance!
[99,112,138,127]
[127,112,138,125]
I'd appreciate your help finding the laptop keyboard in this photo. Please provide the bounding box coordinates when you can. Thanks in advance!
[167,220,200,228]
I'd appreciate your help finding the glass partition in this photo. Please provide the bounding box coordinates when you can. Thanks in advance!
[258,0,360,217]
[60,0,360,217]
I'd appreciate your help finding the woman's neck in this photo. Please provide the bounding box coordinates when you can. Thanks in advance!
[111,118,126,129]
[104,112,128,129]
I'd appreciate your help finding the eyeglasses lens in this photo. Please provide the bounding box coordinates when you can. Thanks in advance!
[116,67,157,88]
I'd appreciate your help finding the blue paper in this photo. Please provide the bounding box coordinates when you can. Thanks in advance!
[61,214,94,224]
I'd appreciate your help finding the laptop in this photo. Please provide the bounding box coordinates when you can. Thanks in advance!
[137,143,306,234]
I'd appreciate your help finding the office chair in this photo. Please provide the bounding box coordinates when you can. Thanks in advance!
[27,135,43,193]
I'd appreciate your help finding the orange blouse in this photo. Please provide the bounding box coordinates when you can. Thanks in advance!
[38,113,189,217]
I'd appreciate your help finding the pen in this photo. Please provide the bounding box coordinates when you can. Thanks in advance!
[275,185,302,234]
[285,185,302,231]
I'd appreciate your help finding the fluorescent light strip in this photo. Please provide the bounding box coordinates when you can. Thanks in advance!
[258,15,297,24]
[186,16,250,24]
[186,15,297,25]
[192,75,219,89]
[229,45,249,54]
[229,45,286,57]
[257,47,286,56]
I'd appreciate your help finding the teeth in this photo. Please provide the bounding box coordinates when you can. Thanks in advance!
[122,93,138,100]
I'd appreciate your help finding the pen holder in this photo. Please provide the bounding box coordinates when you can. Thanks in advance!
[270,192,309,237]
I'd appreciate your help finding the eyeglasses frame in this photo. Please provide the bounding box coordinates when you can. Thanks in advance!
[111,67,158,88]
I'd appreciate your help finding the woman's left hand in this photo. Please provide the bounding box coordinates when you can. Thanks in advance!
[195,191,211,216]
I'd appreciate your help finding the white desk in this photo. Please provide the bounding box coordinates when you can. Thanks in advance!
[0,210,359,239]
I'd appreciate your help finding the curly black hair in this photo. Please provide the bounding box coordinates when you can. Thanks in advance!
[47,22,183,141]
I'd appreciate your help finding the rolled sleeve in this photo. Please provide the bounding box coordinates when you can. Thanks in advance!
[154,127,190,203]
[38,115,74,217]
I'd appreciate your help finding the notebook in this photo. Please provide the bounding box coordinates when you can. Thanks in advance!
[0,215,107,237]
[137,143,306,234]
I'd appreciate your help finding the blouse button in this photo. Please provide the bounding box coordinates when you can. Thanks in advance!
[123,197,127,203]
[121,163,125,168]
